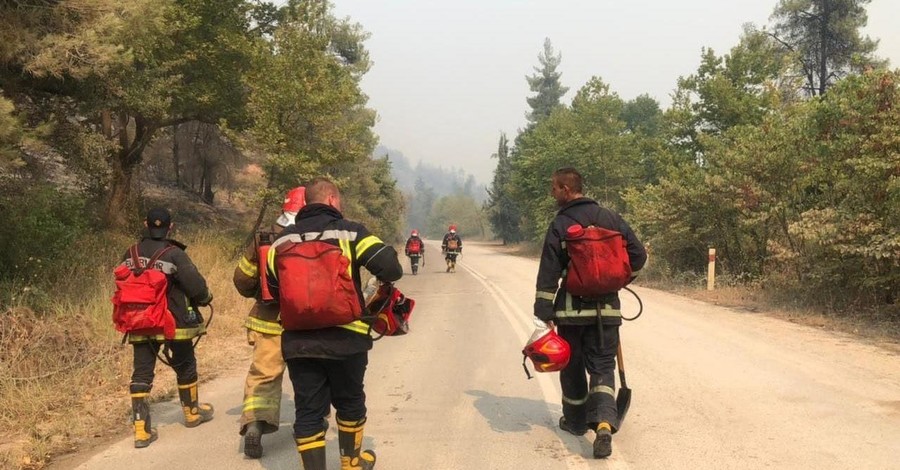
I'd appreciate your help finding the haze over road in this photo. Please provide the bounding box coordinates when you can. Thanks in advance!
[66,241,900,469]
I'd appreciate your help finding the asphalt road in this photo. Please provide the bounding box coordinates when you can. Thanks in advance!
[65,240,900,469]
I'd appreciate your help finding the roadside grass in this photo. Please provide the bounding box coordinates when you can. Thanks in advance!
[0,230,255,469]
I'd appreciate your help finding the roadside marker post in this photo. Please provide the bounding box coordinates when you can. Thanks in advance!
[707,248,716,291]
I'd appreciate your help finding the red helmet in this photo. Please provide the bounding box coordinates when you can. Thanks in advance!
[283,187,306,213]
[411,229,419,237]
[449,224,457,233]
[523,328,570,376]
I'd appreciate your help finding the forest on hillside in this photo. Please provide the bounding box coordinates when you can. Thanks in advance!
[485,0,898,313]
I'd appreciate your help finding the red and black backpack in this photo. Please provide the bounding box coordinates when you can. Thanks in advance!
[563,215,632,298]
[111,245,176,339]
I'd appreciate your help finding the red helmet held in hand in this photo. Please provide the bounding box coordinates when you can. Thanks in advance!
[522,328,570,378]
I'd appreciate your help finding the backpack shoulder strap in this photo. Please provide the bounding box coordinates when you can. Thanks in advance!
[128,244,144,274]
[145,245,176,273]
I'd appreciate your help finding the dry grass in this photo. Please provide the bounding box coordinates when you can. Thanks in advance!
[0,230,255,469]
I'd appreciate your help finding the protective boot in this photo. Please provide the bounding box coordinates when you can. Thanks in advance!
[178,381,214,427]
[131,392,158,448]
[243,420,264,459]
[338,417,376,470]
[296,432,327,470]
[593,422,613,459]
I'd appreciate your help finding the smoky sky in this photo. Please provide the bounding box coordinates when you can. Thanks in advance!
[330,0,900,184]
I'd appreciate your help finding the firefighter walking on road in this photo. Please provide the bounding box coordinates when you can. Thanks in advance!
[441,224,462,273]
[404,229,425,275]
[233,187,305,458]
[532,168,646,459]
[118,208,215,448]
[267,177,403,470]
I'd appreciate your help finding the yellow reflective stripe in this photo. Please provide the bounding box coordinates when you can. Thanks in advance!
[296,431,326,444]
[177,381,197,390]
[336,417,366,432]
[562,393,589,405]
[590,385,615,397]
[245,316,283,335]
[267,243,277,280]
[355,235,382,257]
[243,396,279,411]
[130,392,150,398]
[338,320,370,335]
[297,440,325,452]
[535,291,555,301]
[339,238,353,277]
[600,308,621,317]
[128,324,206,342]
[238,256,258,277]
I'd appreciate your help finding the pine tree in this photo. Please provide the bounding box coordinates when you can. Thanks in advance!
[770,0,882,96]
[525,38,569,124]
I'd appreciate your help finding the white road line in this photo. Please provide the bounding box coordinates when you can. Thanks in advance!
[460,261,630,470]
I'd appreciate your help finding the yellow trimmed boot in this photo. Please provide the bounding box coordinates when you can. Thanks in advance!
[131,392,158,448]
[593,421,613,458]
[296,432,327,470]
[178,381,214,427]
[338,417,376,470]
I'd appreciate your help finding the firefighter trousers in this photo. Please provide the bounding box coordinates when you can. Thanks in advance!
[240,330,285,434]
[558,324,619,429]
[285,352,368,438]
[130,340,197,394]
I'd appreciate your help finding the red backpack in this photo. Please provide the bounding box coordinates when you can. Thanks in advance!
[407,238,422,255]
[564,223,632,298]
[112,245,176,339]
[274,233,362,330]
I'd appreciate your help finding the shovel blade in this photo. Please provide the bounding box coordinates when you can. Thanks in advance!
[612,387,632,434]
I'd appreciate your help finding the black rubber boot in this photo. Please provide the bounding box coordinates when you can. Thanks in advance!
[244,421,264,459]
[593,422,613,458]
[131,392,158,448]
[178,381,214,427]
[559,416,588,436]
[338,417,376,470]
[296,433,327,470]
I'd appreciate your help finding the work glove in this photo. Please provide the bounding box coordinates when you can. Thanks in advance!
[197,293,213,307]
[534,298,555,322]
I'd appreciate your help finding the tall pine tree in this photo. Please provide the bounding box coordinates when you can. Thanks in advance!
[770,0,881,96]
[525,38,569,124]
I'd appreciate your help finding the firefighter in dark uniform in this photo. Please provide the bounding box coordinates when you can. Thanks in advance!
[532,168,646,459]
[266,177,403,470]
[233,187,305,458]
[121,208,214,448]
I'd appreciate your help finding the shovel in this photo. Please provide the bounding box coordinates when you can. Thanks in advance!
[612,340,631,434]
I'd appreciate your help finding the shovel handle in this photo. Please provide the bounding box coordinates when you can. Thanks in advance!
[616,341,628,389]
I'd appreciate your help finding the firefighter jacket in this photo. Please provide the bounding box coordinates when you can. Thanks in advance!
[234,224,285,336]
[120,236,212,341]
[533,198,647,326]
[266,203,403,360]
[441,233,462,252]
[405,236,425,256]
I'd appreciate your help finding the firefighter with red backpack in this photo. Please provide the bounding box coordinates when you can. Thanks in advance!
[441,224,462,273]
[404,229,425,275]
[112,208,214,449]
[533,167,646,459]
[266,177,403,470]
[232,186,305,458]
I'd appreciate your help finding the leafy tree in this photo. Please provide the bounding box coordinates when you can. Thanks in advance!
[525,38,569,125]
[242,0,376,232]
[770,0,882,96]
[486,133,523,244]
[0,95,23,170]
[426,194,487,239]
